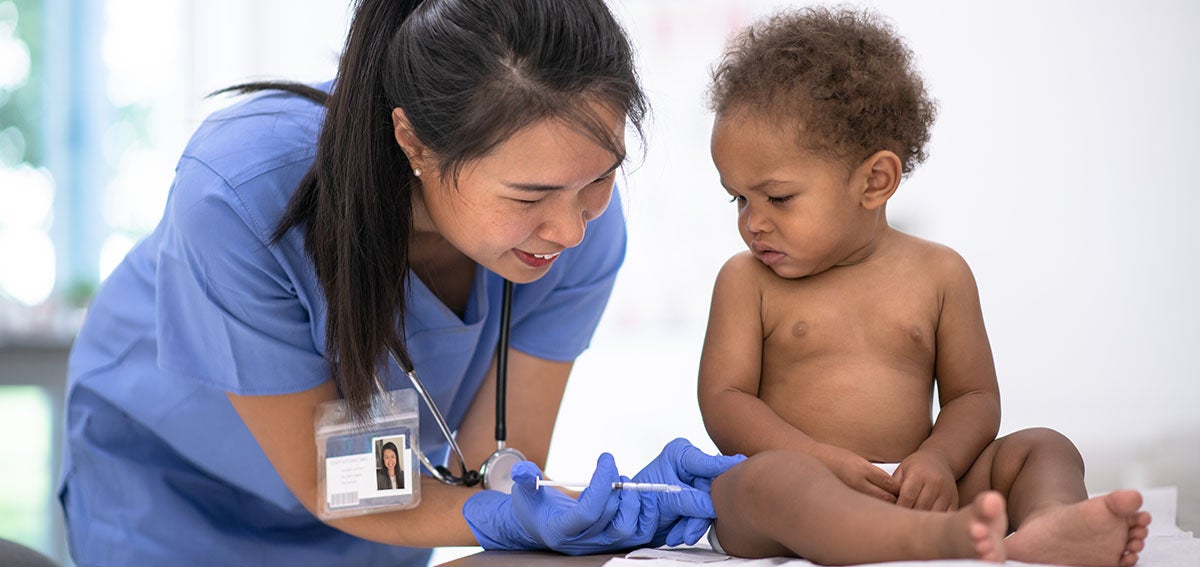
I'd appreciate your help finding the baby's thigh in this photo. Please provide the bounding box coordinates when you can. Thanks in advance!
[955,427,1084,504]
[955,431,1040,503]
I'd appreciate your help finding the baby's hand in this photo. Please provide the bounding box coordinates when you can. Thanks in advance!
[812,443,899,503]
[893,450,958,511]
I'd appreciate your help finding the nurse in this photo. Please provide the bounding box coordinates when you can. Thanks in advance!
[58,0,742,564]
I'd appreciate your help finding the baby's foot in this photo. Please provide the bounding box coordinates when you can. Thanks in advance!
[937,491,1007,562]
[1006,490,1152,566]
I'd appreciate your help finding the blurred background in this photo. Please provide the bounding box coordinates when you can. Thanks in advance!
[1,0,1196,564]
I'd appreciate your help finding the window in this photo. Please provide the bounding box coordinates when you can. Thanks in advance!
[0,2,348,561]
[0,0,54,309]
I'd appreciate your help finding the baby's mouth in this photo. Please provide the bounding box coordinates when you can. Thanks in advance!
[752,243,786,265]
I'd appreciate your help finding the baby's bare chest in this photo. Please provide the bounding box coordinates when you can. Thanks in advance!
[759,267,941,366]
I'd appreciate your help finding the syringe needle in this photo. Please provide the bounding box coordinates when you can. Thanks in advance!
[535,479,684,493]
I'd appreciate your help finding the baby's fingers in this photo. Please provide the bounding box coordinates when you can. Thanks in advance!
[865,466,900,496]
[913,484,939,511]
[896,478,924,508]
[855,478,898,503]
[932,492,956,512]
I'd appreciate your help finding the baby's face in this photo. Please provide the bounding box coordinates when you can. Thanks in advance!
[710,112,878,279]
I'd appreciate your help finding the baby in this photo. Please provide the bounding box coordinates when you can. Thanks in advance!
[698,7,1151,566]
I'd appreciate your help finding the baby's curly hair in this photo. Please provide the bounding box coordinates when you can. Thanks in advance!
[708,6,937,175]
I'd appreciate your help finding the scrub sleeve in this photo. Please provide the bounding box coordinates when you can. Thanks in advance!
[58,85,627,566]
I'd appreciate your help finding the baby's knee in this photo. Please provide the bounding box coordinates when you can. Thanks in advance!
[1011,427,1078,448]
[733,450,825,482]
[711,450,823,512]
[1004,427,1083,461]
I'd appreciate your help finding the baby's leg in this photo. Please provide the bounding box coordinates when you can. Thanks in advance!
[958,428,1152,566]
[710,450,1007,564]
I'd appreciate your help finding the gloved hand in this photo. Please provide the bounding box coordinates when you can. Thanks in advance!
[632,438,747,547]
[463,453,657,555]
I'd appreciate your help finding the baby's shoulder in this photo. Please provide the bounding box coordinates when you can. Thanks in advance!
[891,232,976,283]
[717,250,774,281]
[711,251,776,295]
[720,249,764,269]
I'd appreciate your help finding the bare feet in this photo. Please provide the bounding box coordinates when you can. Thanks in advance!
[938,491,1007,562]
[1006,490,1153,566]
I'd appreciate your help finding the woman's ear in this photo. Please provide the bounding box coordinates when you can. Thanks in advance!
[857,150,902,211]
[392,107,427,171]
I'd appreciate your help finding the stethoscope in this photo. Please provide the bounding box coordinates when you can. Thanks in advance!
[388,279,526,493]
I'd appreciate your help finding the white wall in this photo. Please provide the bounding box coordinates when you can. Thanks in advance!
[553,0,1200,488]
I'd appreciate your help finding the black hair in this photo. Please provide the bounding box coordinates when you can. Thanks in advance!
[381,442,399,458]
[380,441,400,472]
[214,0,646,419]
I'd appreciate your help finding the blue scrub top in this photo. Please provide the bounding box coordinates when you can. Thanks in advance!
[58,83,627,566]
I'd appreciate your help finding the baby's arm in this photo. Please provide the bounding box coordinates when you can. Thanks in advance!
[698,254,898,502]
[894,248,1001,511]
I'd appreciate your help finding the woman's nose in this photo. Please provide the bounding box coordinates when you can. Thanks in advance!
[537,204,586,248]
[539,186,612,248]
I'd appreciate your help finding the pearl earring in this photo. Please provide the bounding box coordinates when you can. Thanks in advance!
[413,167,422,177]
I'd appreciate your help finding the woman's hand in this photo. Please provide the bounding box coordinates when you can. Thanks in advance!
[464,454,655,555]
[631,438,746,546]
[463,439,744,554]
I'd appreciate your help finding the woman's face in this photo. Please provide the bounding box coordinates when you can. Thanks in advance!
[404,103,626,284]
[383,447,398,472]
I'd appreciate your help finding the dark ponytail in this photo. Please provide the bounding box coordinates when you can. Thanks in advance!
[220,0,646,418]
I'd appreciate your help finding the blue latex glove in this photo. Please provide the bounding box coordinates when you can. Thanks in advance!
[632,438,747,547]
[463,453,657,555]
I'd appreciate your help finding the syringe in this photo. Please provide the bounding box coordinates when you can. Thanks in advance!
[535,479,683,493]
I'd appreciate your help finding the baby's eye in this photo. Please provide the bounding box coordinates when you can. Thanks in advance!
[728,195,746,204]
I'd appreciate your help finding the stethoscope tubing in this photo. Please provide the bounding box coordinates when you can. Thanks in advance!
[494,279,513,445]
[388,350,477,485]
[385,277,519,488]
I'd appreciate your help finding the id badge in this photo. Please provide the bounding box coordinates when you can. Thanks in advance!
[314,389,421,519]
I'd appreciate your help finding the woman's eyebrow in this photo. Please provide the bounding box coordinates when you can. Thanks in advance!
[504,158,623,192]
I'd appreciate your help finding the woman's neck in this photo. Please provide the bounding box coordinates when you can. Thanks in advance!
[408,231,475,317]
[407,195,476,316]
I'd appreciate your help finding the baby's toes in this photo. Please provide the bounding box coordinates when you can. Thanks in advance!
[1129,525,1149,542]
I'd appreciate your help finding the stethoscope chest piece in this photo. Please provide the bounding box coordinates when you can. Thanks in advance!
[480,446,526,494]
